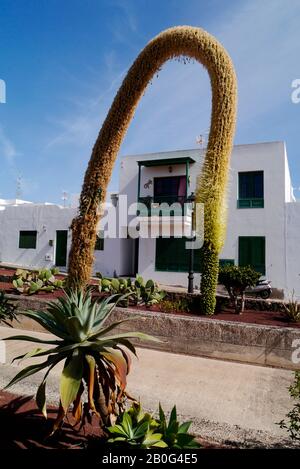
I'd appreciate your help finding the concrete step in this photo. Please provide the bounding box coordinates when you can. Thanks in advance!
[0,326,297,448]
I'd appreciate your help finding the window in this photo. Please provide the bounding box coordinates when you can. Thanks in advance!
[95,230,104,251]
[238,236,265,275]
[155,237,203,272]
[238,171,264,208]
[154,176,186,205]
[19,231,37,249]
[219,259,235,267]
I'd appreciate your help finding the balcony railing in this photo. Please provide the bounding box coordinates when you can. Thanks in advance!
[237,198,264,209]
[137,195,190,217]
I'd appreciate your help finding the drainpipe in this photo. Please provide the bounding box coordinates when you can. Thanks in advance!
[137,163,141,202]
[284,201,288,298]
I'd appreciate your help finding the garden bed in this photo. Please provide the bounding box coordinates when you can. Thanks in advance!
[0,391,224,449]
[2,266,300,369]
[1,281,297,330]
[131,302,300,329]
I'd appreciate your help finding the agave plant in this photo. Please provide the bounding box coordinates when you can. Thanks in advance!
[107,402,200,449]
[157,404,200,449]
[4,289,158,434]
[107,403,166,448]
[0,290,18,327]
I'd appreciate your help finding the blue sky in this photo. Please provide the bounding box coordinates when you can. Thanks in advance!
[0,0,300,204]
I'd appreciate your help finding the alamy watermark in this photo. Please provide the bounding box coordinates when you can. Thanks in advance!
[291,79,300,104]
[99,195,204,250]
[0,340,6,364]
[292,338,300,364]
[0,78,6,103]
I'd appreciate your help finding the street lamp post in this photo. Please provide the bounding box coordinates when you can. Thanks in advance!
[187,192,196,294]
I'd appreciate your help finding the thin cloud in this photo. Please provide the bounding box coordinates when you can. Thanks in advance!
[45,64,126,150]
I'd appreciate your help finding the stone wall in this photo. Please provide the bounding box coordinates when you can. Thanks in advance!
[5,294,300,370]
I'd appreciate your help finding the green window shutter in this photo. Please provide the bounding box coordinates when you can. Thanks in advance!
[238,236,265,275]
[238,171,264,208]
[19,231,37,249]
[95,230,104,251]
[155,237,203,272]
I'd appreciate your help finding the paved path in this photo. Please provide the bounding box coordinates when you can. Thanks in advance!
[0,326,296,448]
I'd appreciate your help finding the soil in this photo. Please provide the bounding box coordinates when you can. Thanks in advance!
[0,390,225,449]
[0,390,101,449]
[132,303,300,329]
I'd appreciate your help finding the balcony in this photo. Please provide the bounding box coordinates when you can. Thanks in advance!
[136,196,193,236]
[136,156,196,236]
[137,195,188,217]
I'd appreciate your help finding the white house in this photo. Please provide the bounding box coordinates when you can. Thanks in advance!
[1,141,300,298]
[0,199,76,270]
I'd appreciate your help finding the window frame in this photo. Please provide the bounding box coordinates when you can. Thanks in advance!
[153,175,187,205]
[237,171,264,208]
[19,230,37,249]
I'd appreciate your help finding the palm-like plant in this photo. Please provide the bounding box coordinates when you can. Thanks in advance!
[4,289,158,434]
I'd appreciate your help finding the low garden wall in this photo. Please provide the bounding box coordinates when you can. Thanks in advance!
[166,291,287,313]
[5,294,300,371]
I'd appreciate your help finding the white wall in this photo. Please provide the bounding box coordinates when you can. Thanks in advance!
[0,204,76,269]
[285,202,300,299]
[1,142,299,298]
[284,145,295,203]
[93,238,122,277]
[121,142,297,297]
[220,141,288,296]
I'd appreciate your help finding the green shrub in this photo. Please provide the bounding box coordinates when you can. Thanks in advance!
[160,298,190,314]
[218,265,260,314]
[107,402,200,449]
[283,292,300,323]
[277,372,300,441]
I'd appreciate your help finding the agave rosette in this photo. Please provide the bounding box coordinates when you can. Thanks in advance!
[4,289,158,433]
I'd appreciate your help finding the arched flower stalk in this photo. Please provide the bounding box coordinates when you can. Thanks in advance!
[67,26,237,315]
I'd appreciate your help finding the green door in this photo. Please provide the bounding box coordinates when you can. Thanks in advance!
[55,230,68,267]
[238,236,265,275]
[155,237,203,272]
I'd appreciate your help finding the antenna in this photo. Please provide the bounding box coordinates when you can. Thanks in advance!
[16,174,22,199]
[196,131,209,148]
[61,190,69,208]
